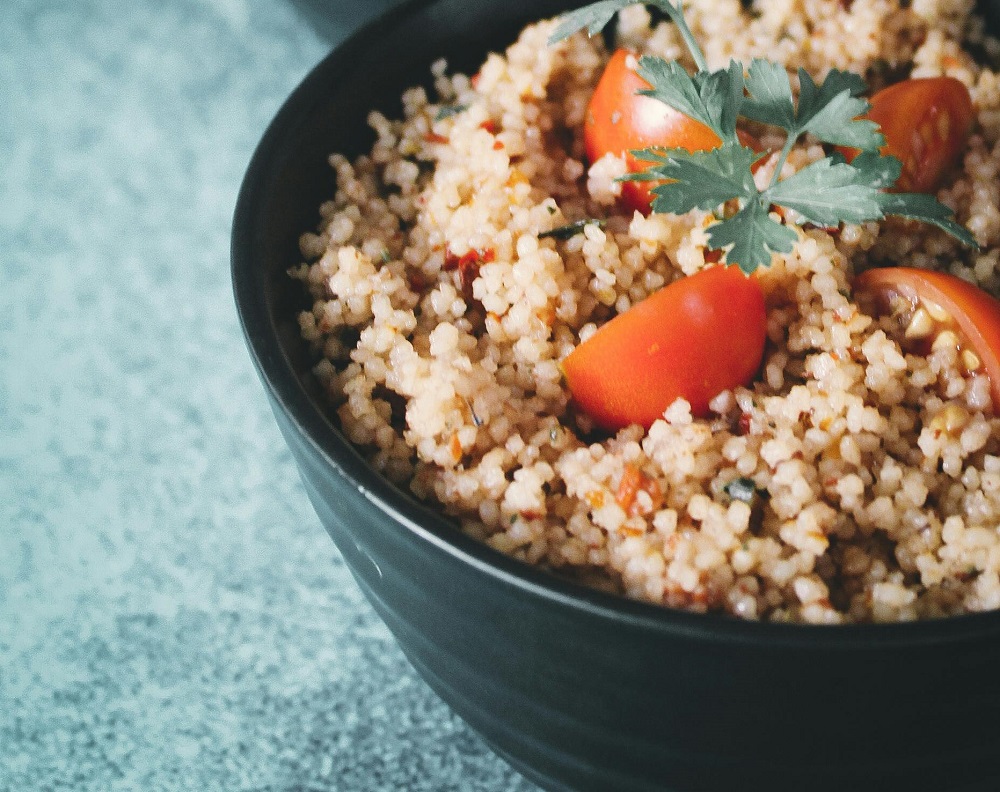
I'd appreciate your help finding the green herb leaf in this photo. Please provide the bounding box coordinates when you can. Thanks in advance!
[636,57,718,135]
[876,192,980,249]
[723,477,759,503]
[695,60,745,140]
[707,200,798,275]
[548,0,641,43]
[435,104,467,121]
[632,141,758,214]
[796,69,883,149]
[741,62,883,151]
[550,1,708,71]
[539,219,606,239]
[637,58,744,141]
[850,150,902,188]
[742,59,796,130]
[765,157,885,226]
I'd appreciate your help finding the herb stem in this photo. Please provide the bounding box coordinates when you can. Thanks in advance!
[659,2,708,73]
[768,132,799,190]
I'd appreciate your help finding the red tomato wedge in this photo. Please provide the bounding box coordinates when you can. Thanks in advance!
[584,49,760,214]
[843,77,973,193]
[854,267,1000,409]
[562,266,767,430]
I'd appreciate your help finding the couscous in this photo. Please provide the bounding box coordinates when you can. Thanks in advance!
[291,0,1000,623]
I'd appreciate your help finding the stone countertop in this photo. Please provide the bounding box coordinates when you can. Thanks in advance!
[0,1,538,789]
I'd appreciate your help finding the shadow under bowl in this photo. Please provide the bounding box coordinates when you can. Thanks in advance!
[232,1,1000,789]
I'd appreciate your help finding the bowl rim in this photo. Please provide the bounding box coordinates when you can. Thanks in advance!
[232,0,1000,649]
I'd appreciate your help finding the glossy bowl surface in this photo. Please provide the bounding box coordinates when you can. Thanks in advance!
[232,2,1000,789]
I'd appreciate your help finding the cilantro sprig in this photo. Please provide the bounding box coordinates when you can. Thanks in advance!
[551,1,978,273]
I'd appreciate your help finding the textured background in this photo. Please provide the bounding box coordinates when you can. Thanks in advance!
[0,1,538,789]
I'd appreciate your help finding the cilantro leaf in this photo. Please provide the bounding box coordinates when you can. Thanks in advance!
[549,1,709,71]
[876,192,980,249]
[707,200,798,275]
[637,58,744,141]
[548,0,638,43]
[696,60,745,139]
[435,104,467,121]
[796,67,867,126]
[539,219,606,239]
[742,59,796,130]
[765,157,885,226]
[850,150,902,188]
[741,63,883,151]
[723,477,760,503]
[636,57,718,135]
[796,69,883,149]
[630,141,758,214]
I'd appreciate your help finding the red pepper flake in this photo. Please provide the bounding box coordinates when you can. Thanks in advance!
[738,411,752,436]
[615,463,663,516]
[471,72,481,90]
[407,270,427,292]
[424,132,450,144]
[535,306,555,327]
[519,510,542,521]
[704,248,723,264]
[616,465,642,512]
[691,588,710,607]
[443,247,495,303]
[480,119,498,134]
[620,525,646,538]
[449,433,462,462]
[493,140,504,150]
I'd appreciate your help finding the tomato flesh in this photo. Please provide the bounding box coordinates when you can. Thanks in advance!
[584,49,755,214]
[854,267,1000,409]
[845,77,973,193]
[562,267,767,430]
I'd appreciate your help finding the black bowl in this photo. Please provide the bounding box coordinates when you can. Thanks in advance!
[232,2,1000,789]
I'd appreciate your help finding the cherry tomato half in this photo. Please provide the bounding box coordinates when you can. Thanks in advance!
[854,267,1000,409]
[562,266,767,430]
[845,77,973,193]
[584,49,759,214]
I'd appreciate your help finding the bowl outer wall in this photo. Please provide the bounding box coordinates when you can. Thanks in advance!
[232,1,1000,789]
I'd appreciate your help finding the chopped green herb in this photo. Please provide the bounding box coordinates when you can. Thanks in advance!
[547,205,558,215]
[551,1,708,72]
[550,0,634,41]
[380,248,392,264]
[435,104,468,121]
[550,0,978,273]
[540,219,606,240]
[724,477,759,504]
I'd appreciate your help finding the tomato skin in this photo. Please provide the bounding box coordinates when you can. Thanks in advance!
[562,267,767,430]
[854,267,1000,409]
[846,77,973,193]
[585,49,751,214]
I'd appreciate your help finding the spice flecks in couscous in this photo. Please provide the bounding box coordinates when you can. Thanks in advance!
[292,1,1000,623]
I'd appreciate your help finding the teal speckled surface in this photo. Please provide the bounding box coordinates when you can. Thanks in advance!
[0,1,538,789]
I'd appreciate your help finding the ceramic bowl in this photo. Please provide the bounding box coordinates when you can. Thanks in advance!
[232,2,1000,789]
